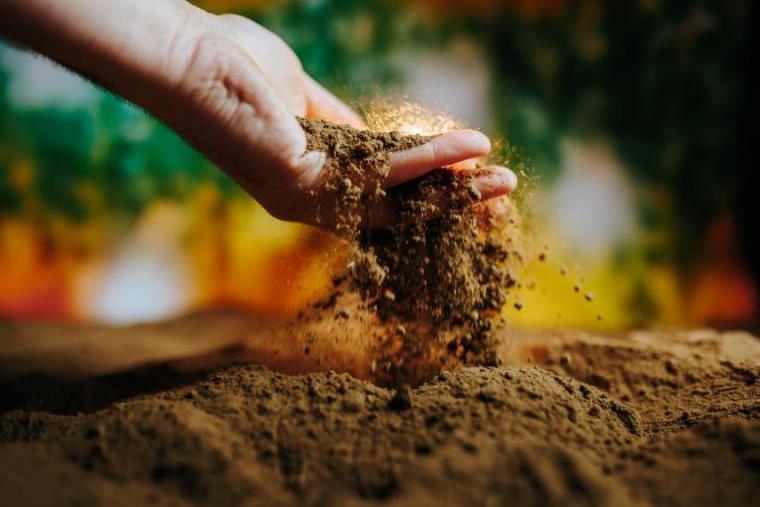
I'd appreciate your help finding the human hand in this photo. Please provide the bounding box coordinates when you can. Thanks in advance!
[0,0,517,230]
[158,12,516,228]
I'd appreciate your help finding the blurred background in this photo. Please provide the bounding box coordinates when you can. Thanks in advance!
[0,0,754,330]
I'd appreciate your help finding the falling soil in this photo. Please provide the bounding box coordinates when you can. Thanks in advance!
[1,322,759,507]
[299,118,521,386]
[3,122,757,506]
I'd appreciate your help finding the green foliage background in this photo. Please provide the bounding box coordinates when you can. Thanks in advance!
[0,0,748,271]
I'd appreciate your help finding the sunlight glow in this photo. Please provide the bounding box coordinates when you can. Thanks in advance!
[92,252,191,325]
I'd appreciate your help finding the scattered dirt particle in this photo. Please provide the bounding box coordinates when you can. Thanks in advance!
[388,385,414,411]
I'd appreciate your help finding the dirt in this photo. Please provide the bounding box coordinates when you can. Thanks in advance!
[2,122,758,505]
[299,117,429,236]
[299,119,522,386]
[1,322,759,507]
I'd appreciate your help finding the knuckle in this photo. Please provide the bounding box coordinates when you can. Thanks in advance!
[427,139,439,164]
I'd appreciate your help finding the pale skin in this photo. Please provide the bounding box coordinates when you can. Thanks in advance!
[0,0,517,230]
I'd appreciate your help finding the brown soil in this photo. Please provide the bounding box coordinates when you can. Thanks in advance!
[1,320,758,507]
[2,122,758,506]
[299,119,522,386]
[299,117,429,236]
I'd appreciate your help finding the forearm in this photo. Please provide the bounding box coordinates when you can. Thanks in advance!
[0,0,206,113]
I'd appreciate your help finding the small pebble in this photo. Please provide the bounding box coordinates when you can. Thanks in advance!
[388,386,413,411]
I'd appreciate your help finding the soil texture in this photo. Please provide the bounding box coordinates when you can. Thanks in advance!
[299,119,522,386]
[1,321,758,507]
[2,122,758,506]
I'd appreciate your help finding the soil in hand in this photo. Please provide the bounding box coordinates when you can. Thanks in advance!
[299,118,522,386]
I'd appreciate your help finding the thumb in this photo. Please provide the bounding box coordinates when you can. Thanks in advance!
[290,149,327,189]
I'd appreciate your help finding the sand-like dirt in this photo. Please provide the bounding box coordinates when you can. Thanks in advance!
[0,316,758,506]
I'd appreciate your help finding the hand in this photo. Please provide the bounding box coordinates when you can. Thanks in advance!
[0,0,518,230]
[159,12,516,229]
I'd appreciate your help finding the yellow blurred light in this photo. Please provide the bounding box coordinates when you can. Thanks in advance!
[9,160,35,191]
[364,98,465,136]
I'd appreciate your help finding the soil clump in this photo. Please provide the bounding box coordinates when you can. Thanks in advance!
[299,118,521,386]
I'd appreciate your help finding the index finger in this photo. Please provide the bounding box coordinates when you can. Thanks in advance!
[385,130,491,188]
[367,165,518,228]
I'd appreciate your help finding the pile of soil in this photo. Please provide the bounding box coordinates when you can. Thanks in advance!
[2,122,757,506]
[1,325,758,507]
[299,119,521,386]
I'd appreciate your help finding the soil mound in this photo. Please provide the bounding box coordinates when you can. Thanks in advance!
[1,365,641,506]
[2,332,759,507]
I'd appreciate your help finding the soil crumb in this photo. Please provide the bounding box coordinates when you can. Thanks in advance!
[299,118,522,386]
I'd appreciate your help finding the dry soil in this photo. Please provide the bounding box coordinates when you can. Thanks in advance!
[0,322,758,507]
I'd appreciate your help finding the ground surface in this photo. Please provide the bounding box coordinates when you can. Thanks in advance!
[0,313,759,506]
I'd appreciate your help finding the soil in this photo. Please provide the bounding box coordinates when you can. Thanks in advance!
[1,122,758,505]
[299,119,522,386]
[299,117,429,236]
[1,319,759,507]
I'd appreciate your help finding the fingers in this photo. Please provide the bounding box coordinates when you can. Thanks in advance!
[303,74,367,129]
[385,130,491,188]
[471,165,518,199]
[449,158,480,170]
[366,165,518,229]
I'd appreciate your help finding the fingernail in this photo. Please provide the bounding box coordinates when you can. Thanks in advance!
[499,167,518,191]
[297,150,327,187]
[473,167,517,199]
[469,130,492,154]
[449,130,491,155]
